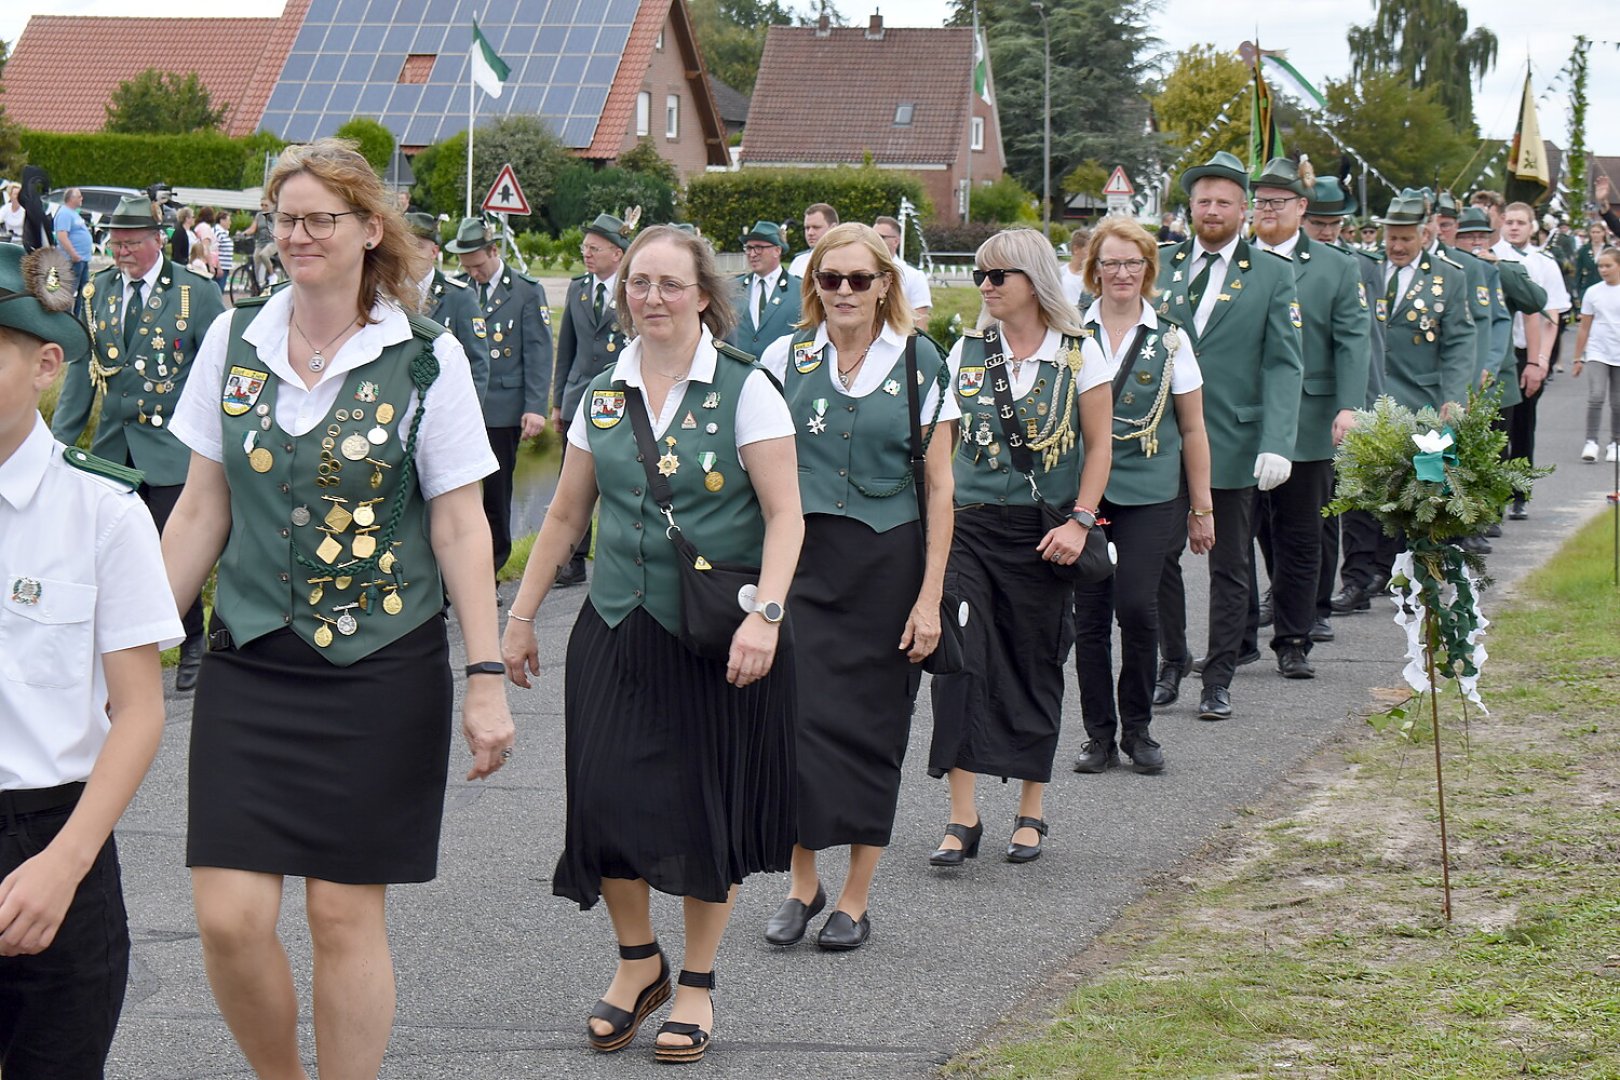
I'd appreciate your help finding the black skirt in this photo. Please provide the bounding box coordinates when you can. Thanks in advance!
[553,604,797,910]
[928,505,1075,783]
[791,514,923,850]
[188,617,454,884]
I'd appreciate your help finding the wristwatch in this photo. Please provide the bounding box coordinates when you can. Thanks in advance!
[750,599,786,624]
[1069,507,1098,530]
[465,661,506,678]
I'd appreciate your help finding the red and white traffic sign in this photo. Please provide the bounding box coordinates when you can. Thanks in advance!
[1101,166,1134,196]
[482,163,531,215]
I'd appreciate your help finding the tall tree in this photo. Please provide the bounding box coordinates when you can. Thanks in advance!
[104,69,227,134]
[1346,0,1496,133]
[1152,44,1251,164]
[689,0,799,95]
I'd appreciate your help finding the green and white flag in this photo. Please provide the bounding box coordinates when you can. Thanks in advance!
[973,31,992,105]
[470,19,509,99]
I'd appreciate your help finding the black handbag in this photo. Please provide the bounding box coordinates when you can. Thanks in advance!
[906,336,968,675]
[982,326,1135,586]
[627,386,760,662]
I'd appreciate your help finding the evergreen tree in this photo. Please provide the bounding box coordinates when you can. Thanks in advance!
[104,69,228,134]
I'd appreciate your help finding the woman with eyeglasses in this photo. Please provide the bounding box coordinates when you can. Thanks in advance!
[756,222,957,950]
[162,138,514,1075]
[925,227,1111,865]
[1070,214,1214,777]
[503,225,802,1062]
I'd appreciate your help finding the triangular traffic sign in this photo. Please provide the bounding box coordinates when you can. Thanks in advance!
[482,163,531,215]
[1101,166,1134,196]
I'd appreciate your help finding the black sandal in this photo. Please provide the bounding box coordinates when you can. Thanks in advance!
[587,941,671,1053]
[654,969,715,1064]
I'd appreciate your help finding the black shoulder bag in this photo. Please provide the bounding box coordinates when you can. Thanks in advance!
[906,335,968,675]
[627,386,762,662]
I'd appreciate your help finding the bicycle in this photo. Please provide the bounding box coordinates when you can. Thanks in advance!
[227,235,283,302]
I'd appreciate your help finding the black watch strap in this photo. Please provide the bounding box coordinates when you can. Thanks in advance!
[465,661,506,678]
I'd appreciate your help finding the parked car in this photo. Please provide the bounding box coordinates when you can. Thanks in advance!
[46,185,178,252]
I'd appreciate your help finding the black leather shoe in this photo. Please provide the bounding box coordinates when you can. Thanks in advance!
[1455,534,1492,555]
[1508,500,1528,520]
[554,560,588,587]
[1192,648,1261,674]
[1006,816,1048,863]
[175,634,204,693]
[1277,645,1315,679]
[1309,618,1335,643]
[1197,685,1232,721]
[764,884,825,946]
[1121,733,1164,774]
[1257,588,1273,626]
[815,910,870,951]
[1071,739,1118,774]
[928,819,983,866]
[1151,659,1190,706]
[1484,522,1502,538]
[1330,583,1373,614]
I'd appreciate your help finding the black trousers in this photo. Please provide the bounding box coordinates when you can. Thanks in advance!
[0,790,129,1080]
[1075,497,1182,744]
[1338,509,1391,590]
[140,482,204,641]
[1253,460,1334,653]
[1157,485,1256,690]
[482,426,520,573]
[1317,513,1340,618]
[554,420,594,569]
[1508,345,1553,501]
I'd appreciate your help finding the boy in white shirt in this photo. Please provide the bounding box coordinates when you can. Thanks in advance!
[0,243,182,1078]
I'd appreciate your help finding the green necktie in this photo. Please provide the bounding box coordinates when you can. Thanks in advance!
[123,280,143,352]
[1384,268,1401,311]
[594,281,606,320]
[756,277,768,327]
[479,281,490,310]
[1185,251,1217,312]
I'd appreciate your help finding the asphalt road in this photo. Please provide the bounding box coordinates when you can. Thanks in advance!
[109,350,1609,1078]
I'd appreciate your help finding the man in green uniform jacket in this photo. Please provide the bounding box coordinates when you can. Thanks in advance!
[725,220,802,357]
[445,217,552,575]
[405,212,487,402]
[1151,151,1304,721]
[52,194,224,689]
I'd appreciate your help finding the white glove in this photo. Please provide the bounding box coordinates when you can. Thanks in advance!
[1253,452,1292,492]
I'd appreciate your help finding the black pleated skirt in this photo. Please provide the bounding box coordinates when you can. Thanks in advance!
[791,514,923,850]
[928,505,1075,783]
[553,603,797,910]
[187,617,454,884]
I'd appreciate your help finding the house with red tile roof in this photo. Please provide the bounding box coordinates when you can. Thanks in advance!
[740,13,1006,221]
[1,0,727,179]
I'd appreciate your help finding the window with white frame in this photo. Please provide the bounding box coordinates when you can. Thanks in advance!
[665,94,680,139]
[971,116,985,151]
[636,92,651,137]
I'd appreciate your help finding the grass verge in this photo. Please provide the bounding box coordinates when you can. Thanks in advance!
[947,514,1620,1079]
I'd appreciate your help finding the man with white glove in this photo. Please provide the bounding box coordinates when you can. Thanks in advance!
[1151,152,1304,721]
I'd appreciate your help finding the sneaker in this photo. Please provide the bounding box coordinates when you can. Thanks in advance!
[1583,440,1600,462]
[1608,443,1619,463]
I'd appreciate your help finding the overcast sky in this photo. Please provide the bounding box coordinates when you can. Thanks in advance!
[6,0,1614,155]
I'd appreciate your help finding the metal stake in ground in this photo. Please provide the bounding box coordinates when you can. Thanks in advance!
[1423,608,1453,922]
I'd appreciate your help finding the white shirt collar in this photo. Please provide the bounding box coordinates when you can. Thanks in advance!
[123,256,164,295]
[610,325,721,388]
[1196,233,1242,265]
[0,414,54,512]
[809,318,907,354]
[755,266,781,290]
[594,271,618,295]
[242,287,412,389]
[1083,297,1159,331]
[1255,231,1300,258]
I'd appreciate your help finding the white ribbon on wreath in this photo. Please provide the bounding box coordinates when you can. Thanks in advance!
[1389,550,1490,712]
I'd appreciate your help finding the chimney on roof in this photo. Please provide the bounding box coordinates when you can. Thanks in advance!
[816,10,831,36]
[866,11,885,39]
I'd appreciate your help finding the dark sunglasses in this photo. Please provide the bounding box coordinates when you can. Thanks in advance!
[814,270,885,292]
[972,268,1027,287]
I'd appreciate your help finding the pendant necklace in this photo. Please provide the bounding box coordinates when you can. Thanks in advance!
[291,309,357,373]
[836,343,873,389]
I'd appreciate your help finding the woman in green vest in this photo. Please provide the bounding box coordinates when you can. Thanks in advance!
[756,223,957,951]
[925,227,1113,865]
[502,225,803,1063]
[1071,215,1215,776]
[162,139,515,1076]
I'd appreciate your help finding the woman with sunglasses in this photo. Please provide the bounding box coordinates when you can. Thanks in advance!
[162,138,513,1075]
[503,225,802,1062]
[757,222,957,950]
[1070,214,1214,777]
[926,227,1112,865]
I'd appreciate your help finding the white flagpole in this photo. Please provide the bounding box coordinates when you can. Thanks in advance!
[965,1,977,225]
[466,54,475,220]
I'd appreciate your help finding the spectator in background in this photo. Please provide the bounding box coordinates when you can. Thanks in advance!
[53,187,94,315]
[1574,221,1610,303]
[788,203,837,279]
[192,208,218,279]
[212,206,235,292]
[1156,212,1185,243]
[1060,227,1090,306]
[171,206,193,266]
[2,182,24,244]
[872,215,932,324]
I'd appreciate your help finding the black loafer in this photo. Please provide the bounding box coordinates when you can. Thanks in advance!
[1276,645,1315,680]
[1197,685,1232,721]
[1484,522,1502,538]
[1005,816,1048,863]
[1508,500,1528,520]
[554,561,588,587]
[175,634,204,693]
[1071,739,1118,774]
[1151,659,1189,706]
[1121,734,1164,774]
[1330,584,1372,614]
[1309,618,1335,643]
[764,884,825,946]
[815,910,870,951]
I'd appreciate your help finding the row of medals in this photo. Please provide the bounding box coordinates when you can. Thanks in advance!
[101,291,190,429]
[1400,277,1447,343]
[243,400,407,647]
[969,375,1052,471]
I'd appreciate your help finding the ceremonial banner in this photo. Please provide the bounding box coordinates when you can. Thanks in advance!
[1505,71,1549,206]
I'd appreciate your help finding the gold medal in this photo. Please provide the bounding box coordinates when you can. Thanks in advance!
[351,533,377,559]
[107,346,119,360]
[249,447,274,473]
[376,403,396,424]
[383,592,403,615]
[341,434,371,460]
[352,504,375,528]
[308,584,325,605]
[316,535,343,563]
[335,575,353,590]
[323,503,353,532]
[314,624,334,648]
[176,319,187,331]
[378,551,396,574]
[704,471,725,492]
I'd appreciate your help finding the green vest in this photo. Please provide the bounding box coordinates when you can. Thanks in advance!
[951,331,1088,508]
[586,349,766,635]
[214,302,445,667]
[781,329,946,532]
[1088,321,1186,506]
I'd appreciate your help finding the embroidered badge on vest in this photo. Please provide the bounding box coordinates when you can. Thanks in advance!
[222,366,269,416]
[590,389,626,428]
[1289,301,1303,329]
[957,366,985,396]
[1475,285,1489,307]
[792,341,822,374]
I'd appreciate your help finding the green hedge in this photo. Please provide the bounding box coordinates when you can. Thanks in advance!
[20,130,286,190]
[684,166,930,254]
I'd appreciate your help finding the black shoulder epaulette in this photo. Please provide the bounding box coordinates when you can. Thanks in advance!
[62,446,142,491]
[407,312,448,342]
[1261,247,1292,261]
[571,272,591,284]
[512,268,539,285]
